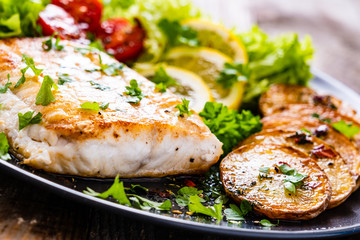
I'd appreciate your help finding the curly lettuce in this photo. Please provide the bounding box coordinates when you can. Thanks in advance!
[0,0,49,38]
[103,0,201,62]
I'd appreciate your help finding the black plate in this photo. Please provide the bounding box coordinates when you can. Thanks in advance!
[1,70,360,239]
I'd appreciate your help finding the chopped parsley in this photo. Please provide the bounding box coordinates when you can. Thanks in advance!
[0,74,12,93]
[175,187,204,207]
[124,79,144,104]
[151,66,177,93]
[80,102,100,111]
[260,219,279,227]
[58,73,73,85]
[259,167,270,174]
[175,98,192,117]
[99,102,109,110]
[279,164,307,194]
[188,195,223,222]
[0,132,11,161]
[87,55,124,76]
[331,120,360,139]
[199,102,262,155]
[158,19,200,47]
[35,75,58,106]
[15,54,43,88]
[42,33,64,51]
[18,111,42,130]
[216,62,249,89]
[89,80,110,91]
[311,113,331,123]
[128,195,171,211]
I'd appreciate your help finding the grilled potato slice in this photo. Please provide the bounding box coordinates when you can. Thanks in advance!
[221,143,331,220]
[260,84,358,120]
[242,130,355,208]
[262,114,360,177]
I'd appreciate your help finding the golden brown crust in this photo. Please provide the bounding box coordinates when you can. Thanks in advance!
[220,143,331,220]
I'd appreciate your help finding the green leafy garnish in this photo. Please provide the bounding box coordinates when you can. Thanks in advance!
[279,164,307,194]
[58,73,73,85]
[188,195,223,222]
[129,195,171,211]
[199,102,262,155]
[238,26,313,109]
[259,167,269,174]
[175,98,192,117]
[0,74,12,93]
[224,200,252,221]
[15,54,43,88]
[89,80,110,91]
[216,62,249,89]
[331,120,360,139]
[99,102,109,110]
[175,187,204,207]
[260,219,279,227]
[35,75,57,106]
[158,19,200,48]
[18,111,42,130]
[0,132,11,161]
[80,102,100,111]
[124,79,144,104]
[151,66,177,93]
[311,113,331,123]
[0,0,47,38]
[87,55,124,76]
[42,33,64,51]
[84,175,131,206]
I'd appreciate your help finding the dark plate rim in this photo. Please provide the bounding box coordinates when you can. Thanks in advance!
[1,69,360,239]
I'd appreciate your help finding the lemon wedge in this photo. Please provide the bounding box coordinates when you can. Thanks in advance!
[182,19,248,63]
[166,47,244,109]
[138,65,212,112]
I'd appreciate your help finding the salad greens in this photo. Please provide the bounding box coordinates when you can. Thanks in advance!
[103,0,201,62]
[237,26,314,109]
[0,0,48,38]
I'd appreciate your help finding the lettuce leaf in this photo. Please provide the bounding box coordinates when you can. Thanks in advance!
[103,0,201,62]
[0,0,49,38]
[237,26,314,109]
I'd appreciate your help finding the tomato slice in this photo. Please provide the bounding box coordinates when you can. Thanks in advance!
[98,18,146,63]
[52,0,103,33]
[38,4,86,39]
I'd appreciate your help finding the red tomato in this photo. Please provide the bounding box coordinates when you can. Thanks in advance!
[98,18,146,63]
[38,4,86,39]
[52,0,103,32]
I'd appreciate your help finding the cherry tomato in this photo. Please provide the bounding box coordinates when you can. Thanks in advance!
[98,18,146,63]
[38,4,85,39]
[52,0,103,32]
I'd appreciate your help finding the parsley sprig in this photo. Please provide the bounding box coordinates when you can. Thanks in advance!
[42,32,64,51]
[216,62,249,89]
[224,200,252,222]
[124,79,144,104]
[151,66,177,93]
[18,111,42,130]
[87,55,124,76]
[35,76,58,106]
[0,132,11,161]
[0,74,12,93]
[175,98,192,117]
[279,164,307,194]
[199,102,262,155]
[15,54,43,88]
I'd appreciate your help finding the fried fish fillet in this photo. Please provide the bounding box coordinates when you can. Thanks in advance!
[0,38,222,177]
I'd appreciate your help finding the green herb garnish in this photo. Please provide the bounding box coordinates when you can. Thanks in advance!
[87,55,124,76]
[279,164,307,194]
[35,75,58,106]
[188,195,223,222]
[259,167,270,174]
[158,19,200,47]
[175,186,204,207]
[224,200,252,221]
[151,66,177,93]
[175,98,192,117]
[58,73,73,85]
[18,111,42,130]
[331,120,360,139]
[89,80,110,91]
[217,62,249,89]
[15,54,43,88]
[312,113,331,123]
[199,102,262,155]
[260,219,279,227]
[0,132,11,161]
[124,79,144,104]
[128,195,171,211]
[0,74,12,93]
[99,102,109,110]
[42,32,64,51]
[80,102,100,111]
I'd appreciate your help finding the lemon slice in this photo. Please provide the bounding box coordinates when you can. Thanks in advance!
[166,47,244,109]
[182,19,248,63]
[139,65,212,112]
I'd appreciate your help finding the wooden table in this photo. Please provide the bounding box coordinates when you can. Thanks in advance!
[1,1,360,239]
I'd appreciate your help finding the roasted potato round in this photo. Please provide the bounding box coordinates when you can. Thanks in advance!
[221,143,331,220]
[242,130,355,208]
